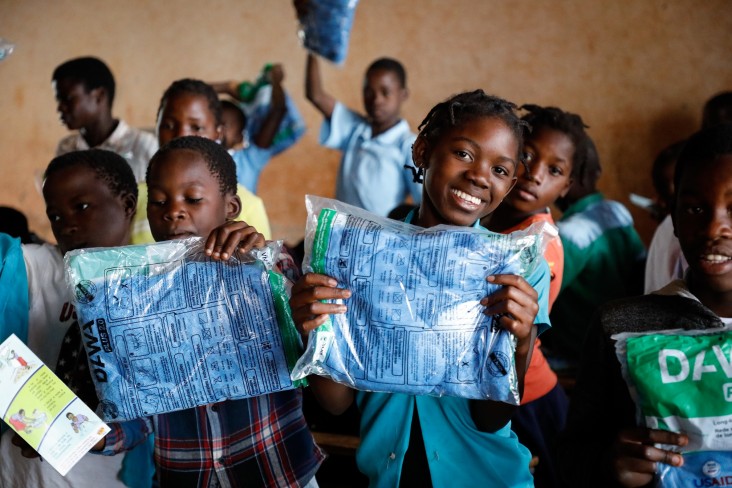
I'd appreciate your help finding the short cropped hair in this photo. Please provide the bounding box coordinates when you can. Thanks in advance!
[221,99,247,133]
[147,136,237,196]
[52,57,116,105]
[157,79,222,126]
[417,89,528,164]
[702,92,732,129]
[45,149,137,200]
[366,58,407,89]
[520,104,590,181]
[674,123,732,192]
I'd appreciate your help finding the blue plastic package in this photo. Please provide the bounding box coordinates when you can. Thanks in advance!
[242,82,306,156]
[291,196,552,403]
[297,0,359,65]
[64,238,304,422]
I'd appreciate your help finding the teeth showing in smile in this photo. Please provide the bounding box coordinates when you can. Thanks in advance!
[452,189,481,205]
[703,254,731,262]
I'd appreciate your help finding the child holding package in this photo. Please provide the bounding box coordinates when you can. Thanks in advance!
[484,104,590,487]
[291,90,551,486]
[0,149,143,488]
[210,64,287,193]
[131,78,271,244]
[98,136,324,487]
[559,123,732,487]
[304,52,422,217]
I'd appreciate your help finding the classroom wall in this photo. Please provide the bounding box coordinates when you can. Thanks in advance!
[1,0,731,246]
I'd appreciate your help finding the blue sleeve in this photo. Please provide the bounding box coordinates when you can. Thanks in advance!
[0,234,28,343]
[527,258,551,335]
[401,134,423,204]
[319,101,363,150]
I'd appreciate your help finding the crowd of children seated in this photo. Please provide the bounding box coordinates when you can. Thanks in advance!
[1,3,732,488]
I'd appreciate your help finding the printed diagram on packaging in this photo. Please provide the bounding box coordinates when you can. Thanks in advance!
[67,247,297,421]
[306,208,538,400]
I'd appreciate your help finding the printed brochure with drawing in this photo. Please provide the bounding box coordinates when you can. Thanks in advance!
[0,334,109,476]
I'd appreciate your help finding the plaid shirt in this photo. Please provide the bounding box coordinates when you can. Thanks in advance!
[101,249,324,487]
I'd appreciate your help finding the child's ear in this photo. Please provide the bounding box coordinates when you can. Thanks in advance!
[400,86,409,103]
[91,86,107,106]
[215,124,224,144]
[412,136,429,170]
[226,194,242,221]
[121,192,138,221]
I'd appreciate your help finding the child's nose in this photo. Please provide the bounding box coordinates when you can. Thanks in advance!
[163,202,186,220]
[707,211,732,238]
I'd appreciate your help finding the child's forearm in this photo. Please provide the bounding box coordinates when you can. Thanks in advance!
[305,53,335,118]
[308,375,354,416]
[251,72,287,148]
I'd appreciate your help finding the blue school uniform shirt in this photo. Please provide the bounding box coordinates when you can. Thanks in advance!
[354,216,550,487]
[320,102,422,216]
[230,144,272,194]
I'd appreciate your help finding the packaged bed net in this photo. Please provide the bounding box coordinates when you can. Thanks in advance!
[239,64,306,157]
[64,238,304,422]
[614,329,732,486]
[291,196,553,403]
[297,0,359,65]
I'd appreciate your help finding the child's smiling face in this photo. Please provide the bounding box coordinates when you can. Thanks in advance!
[506,126,574,216]
[43,165,134,254]
[414,116,519,228]
[675,154,732,296]
[147,148,240,242]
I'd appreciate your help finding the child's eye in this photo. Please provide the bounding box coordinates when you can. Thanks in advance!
[523,152,534,163]
[191,125,204,133]
[48,214,61,223]
[684,205,704,215]
[493,166,509,176]
[549,166,564,177]
[76,203,89,211]
[186,197,203,204]
[455,150,472,161]
[149,199,166,206]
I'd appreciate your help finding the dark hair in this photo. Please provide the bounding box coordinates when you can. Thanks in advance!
[52,57,116,106]
[0,207,31,243]
[702,91,732,129]
[157,79,222,126]
[651,140,686,197]
[520,104,590,181]
[366,58,407,89]
[147,136,237,196]
[220,99,247,133]
[674,123,732,193]
[45,149,137,200]
[417,89,528,166]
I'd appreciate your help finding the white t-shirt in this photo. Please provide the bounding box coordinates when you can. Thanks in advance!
[0,244,126,488]
[644,215,687,294]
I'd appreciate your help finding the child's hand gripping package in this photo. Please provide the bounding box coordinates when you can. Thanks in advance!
[614,329,732,486]
[291,196,553,403]
[296,0,359,65]
[64,238,304,422]
[240,64,306,156]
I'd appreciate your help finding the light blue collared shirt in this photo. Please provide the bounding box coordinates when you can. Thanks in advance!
[321,102,422,216]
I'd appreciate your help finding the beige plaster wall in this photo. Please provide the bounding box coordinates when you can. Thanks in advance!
[1,0,731,246]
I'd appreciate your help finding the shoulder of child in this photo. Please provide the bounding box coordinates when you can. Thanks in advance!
[597,293,723,337]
